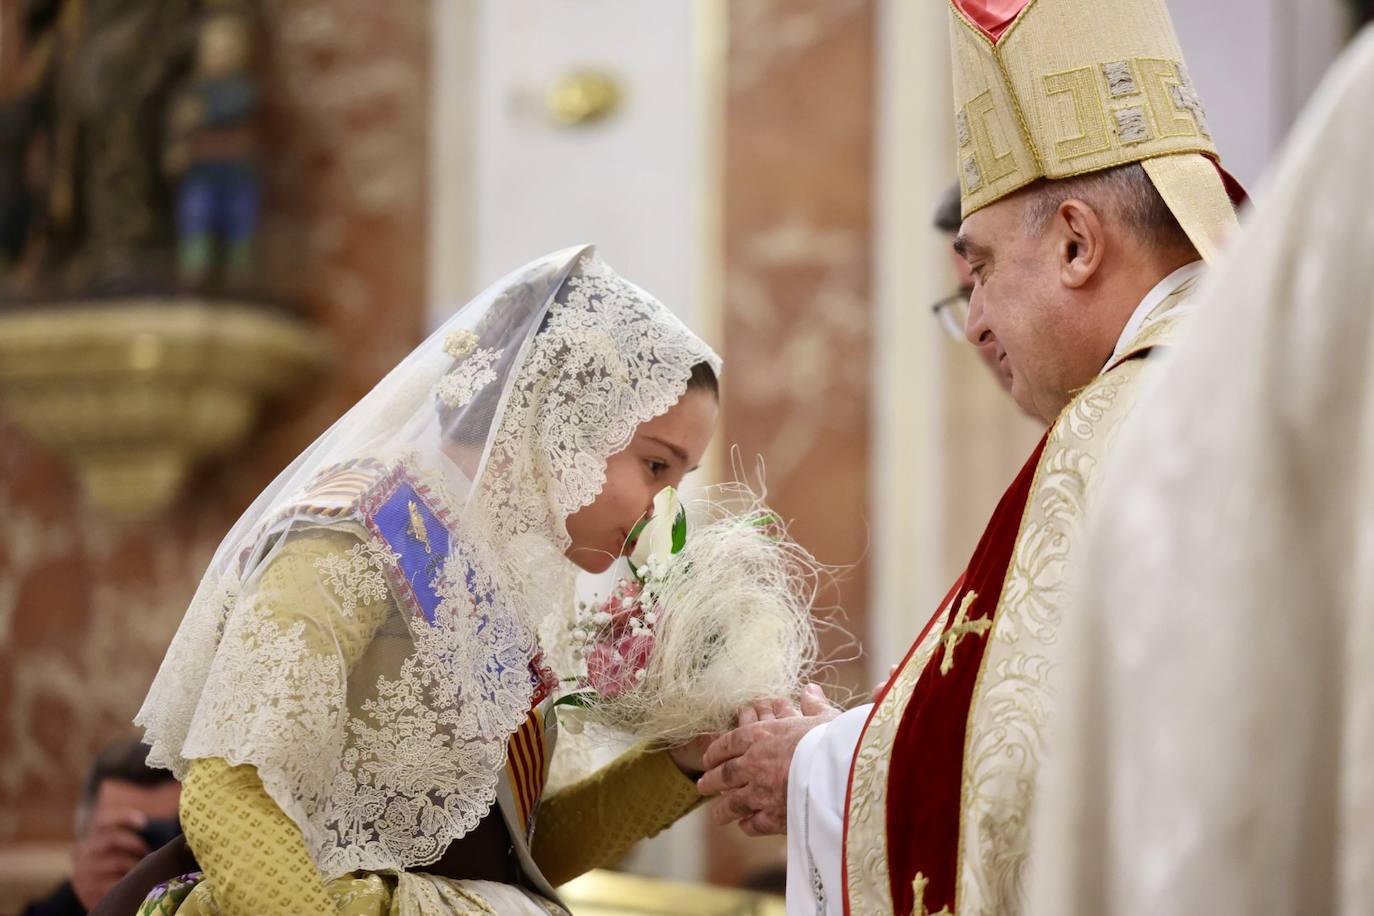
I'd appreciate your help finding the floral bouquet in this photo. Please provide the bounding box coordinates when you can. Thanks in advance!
[555,485,822,746]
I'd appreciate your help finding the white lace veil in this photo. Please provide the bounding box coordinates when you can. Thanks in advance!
[1028,29,1374,915]
[135,245,721,877]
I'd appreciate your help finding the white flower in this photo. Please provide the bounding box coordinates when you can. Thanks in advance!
[557,704,588,734]
[434,346,503,409]
[631,487,683,568]
[443,329,479,359]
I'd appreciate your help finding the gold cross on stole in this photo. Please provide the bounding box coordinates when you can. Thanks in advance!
[911,873,954,916]
[939,590,991,675]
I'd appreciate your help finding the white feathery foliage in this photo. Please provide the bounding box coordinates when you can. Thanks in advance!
[568,482,827,746]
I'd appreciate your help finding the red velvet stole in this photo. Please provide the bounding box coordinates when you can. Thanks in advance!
[883,432,1047,915]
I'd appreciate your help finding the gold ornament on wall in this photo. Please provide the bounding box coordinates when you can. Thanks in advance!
[546,70,624,126]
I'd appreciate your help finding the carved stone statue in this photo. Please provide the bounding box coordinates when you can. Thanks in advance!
[0,0,261,299]
[164,8,260,290]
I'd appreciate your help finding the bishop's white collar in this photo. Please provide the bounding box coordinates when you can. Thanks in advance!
[1105,260,1205,370]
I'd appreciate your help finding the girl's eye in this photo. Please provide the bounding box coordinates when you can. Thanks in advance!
[647,460,668,477]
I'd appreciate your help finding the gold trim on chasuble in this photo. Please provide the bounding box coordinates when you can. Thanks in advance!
[844,598,958,914]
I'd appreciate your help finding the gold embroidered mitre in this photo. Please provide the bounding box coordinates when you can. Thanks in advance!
[948,0,1240,261]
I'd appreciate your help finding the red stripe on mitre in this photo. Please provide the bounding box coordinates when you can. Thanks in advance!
[883,432,1048,915]
[951,0,1031,41]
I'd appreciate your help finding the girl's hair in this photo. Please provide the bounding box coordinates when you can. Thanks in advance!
[440,304,718,446]
[686,360,719,399]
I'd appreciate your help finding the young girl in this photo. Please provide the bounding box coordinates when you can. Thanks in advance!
[131,245,721,914]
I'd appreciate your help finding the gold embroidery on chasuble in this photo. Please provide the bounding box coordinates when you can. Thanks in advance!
[940,591,992,675]
[912,873,955,916]
[954,292,1195,915]
[844,602,955,914]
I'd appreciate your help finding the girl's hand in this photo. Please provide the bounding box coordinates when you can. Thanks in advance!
[668,733,715,777]
[872,663,899,702]
[669,697,802,776]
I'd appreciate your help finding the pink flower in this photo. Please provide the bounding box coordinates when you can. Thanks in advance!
[586,633,655,699]
[604,580,642,625]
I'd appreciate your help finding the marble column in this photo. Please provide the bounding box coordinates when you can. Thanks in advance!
[712,0,875,886]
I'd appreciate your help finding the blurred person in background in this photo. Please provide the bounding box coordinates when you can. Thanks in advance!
[931,181,1015,398]
[22,740,180,916]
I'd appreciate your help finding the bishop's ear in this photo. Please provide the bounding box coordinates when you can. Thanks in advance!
[1054,198,1105,289]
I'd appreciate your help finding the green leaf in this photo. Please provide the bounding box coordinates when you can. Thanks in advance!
[671,508,688,554]
[626,517,650,579]
[553,691,598,710]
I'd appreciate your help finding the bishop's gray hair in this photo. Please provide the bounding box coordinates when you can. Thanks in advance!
[1020,162,1196,257]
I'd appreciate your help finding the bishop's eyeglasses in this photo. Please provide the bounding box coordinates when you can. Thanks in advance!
[931,287,972,341]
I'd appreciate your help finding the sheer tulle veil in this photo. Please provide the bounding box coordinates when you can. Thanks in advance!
[134,245,721,876]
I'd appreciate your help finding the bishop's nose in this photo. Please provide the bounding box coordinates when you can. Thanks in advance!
[964,289,993,348]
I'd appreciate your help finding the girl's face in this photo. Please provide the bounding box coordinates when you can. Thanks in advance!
[564,387,719,573]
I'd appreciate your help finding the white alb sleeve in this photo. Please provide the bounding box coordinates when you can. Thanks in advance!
[786,704,873,916]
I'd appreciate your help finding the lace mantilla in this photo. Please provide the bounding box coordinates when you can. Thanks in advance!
[314,542,400,618]
[436,346,504,409]
[135,247,721,880]
[472,255,720,555]
[161,518,539,877]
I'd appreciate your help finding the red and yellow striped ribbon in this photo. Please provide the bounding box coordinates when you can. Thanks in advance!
[504,708,548,832]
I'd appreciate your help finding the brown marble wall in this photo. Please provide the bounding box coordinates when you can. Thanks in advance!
[712,0,874,887]
[0,5,21,96]
[0,0,429,865]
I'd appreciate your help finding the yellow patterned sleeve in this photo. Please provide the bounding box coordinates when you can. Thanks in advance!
[177,528,397,916]
[180,757,338,916]
[532,746,703,886]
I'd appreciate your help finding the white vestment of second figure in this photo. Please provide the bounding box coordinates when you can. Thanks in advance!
[1027,26,1374,916]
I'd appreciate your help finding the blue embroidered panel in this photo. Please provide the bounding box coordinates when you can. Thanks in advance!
[371,480,451,625]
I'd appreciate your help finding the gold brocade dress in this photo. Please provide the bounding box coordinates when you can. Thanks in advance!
[138,528,701,916]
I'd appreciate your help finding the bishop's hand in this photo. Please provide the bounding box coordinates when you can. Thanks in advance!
[696,684,840,836]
